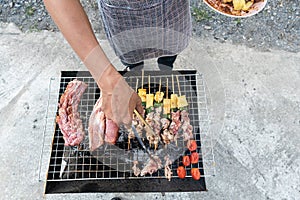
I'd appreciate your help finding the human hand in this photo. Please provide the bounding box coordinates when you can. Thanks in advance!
[98,66,143,126]
[83,45,143,126]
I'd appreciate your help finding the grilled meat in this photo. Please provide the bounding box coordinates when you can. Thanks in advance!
[169,110,181,135]
[140,155,162,176]
[56,79,87,146]
[181,110,194,141]
[132,160,141,177]
[164,155,173,181]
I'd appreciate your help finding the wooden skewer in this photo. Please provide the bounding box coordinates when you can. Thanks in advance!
[129,78,140,150]
[148,75,151,94]
[176,75,181,96]
[166,78,168,99]
[159,78,161,93]
[172,74,175,94]
[134,109,156,138]
[141,70,144,89]
[135,78,139,92]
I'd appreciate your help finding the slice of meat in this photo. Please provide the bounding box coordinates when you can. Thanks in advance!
[132,160,141,177]
[140,155,162,176]
[88,98,106,151]
[104,118,119,144]
[56,79,87,146]
[88,97,119,149]
[164,155,173,181]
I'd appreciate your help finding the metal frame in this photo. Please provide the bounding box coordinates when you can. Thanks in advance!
[39,70,215,193]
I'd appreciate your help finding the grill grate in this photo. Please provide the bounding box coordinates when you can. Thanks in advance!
[39,70,215,193]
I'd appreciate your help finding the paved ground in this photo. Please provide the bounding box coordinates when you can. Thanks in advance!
[0,22,299,200]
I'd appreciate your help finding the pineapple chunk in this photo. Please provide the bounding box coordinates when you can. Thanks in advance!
[163,99,171,115]
[242,1,254,11]
[177,95,188,108]
[154,91,164,103]
[138,89,147,102]
[233,0,245,10]
[146,94,154,108]
[171,94,178,109]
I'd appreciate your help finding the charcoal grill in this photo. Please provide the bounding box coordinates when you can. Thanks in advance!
[39,70,215,194]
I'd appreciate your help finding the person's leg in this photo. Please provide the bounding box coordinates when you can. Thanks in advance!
[121,60,144,71]
[157,55,177,70]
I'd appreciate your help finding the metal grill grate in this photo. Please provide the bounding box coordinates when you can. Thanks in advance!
[39,70,215,193]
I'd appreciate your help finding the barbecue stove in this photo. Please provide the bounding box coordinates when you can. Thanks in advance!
[39,70,215,194]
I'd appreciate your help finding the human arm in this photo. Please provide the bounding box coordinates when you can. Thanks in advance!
[43,0,143,125]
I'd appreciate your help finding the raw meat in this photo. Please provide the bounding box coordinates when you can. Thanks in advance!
[88,97,119,150]
[56,79,87,146]
[104,118,119,144]
[88,98,106,151]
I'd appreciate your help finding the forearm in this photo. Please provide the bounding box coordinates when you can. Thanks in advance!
[43,0,110,65]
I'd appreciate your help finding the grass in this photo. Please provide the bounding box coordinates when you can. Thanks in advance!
[191,6,211,22]
[25,6,35,16]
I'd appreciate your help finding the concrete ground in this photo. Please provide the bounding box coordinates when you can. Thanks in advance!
[0,22,299,200]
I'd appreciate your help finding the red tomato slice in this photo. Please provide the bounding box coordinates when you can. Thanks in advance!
[187,140,197,151]
[191,168,201,180]
[182,156,191,166]
[177,166,186,179]
[190,152,199,164]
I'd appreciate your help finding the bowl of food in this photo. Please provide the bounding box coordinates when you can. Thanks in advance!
[203,0,267,18]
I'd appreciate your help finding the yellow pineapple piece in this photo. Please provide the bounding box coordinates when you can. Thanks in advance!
[154,91,164,103]
[138,89,147,102]
[170,94,178,109]
[163,99,171,115]
[177,95,188,108]
[233,0,245,10]
[146,94,154,108]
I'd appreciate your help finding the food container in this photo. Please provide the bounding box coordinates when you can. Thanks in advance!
[203,0,268,18]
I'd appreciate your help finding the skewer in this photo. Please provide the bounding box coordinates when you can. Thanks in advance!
[128,78,141,150]
[172,75,175,95]
[148,75,151,94]
[136,78,139,92]
[134,109,156,138]
[138,70,147,103]
[176,75,188,108]
[159,78,161,93]
[154,78,164,103]
[142,70,144,89]
[171,75,178,109]
[166,78,168,99]
[176,75,181,96]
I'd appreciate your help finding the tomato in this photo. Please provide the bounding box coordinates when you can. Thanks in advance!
[177,166,186,179]
[187,140,197,151]
[191,168,201,180]
[182,156,191,166]
[190,152,199,164]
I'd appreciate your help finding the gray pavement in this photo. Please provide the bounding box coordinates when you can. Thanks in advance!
[0,22,299,200]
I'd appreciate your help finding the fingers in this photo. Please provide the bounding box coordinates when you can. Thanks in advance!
[135,95,144,116]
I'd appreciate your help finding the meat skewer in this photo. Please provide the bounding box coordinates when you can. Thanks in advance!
[56,79,88,147]
[169,75,181,145]
[176,75,194,141]
[138,70,146,107]
[144,75,161,150]
[127,78,143,150]
[161,78,174,145]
